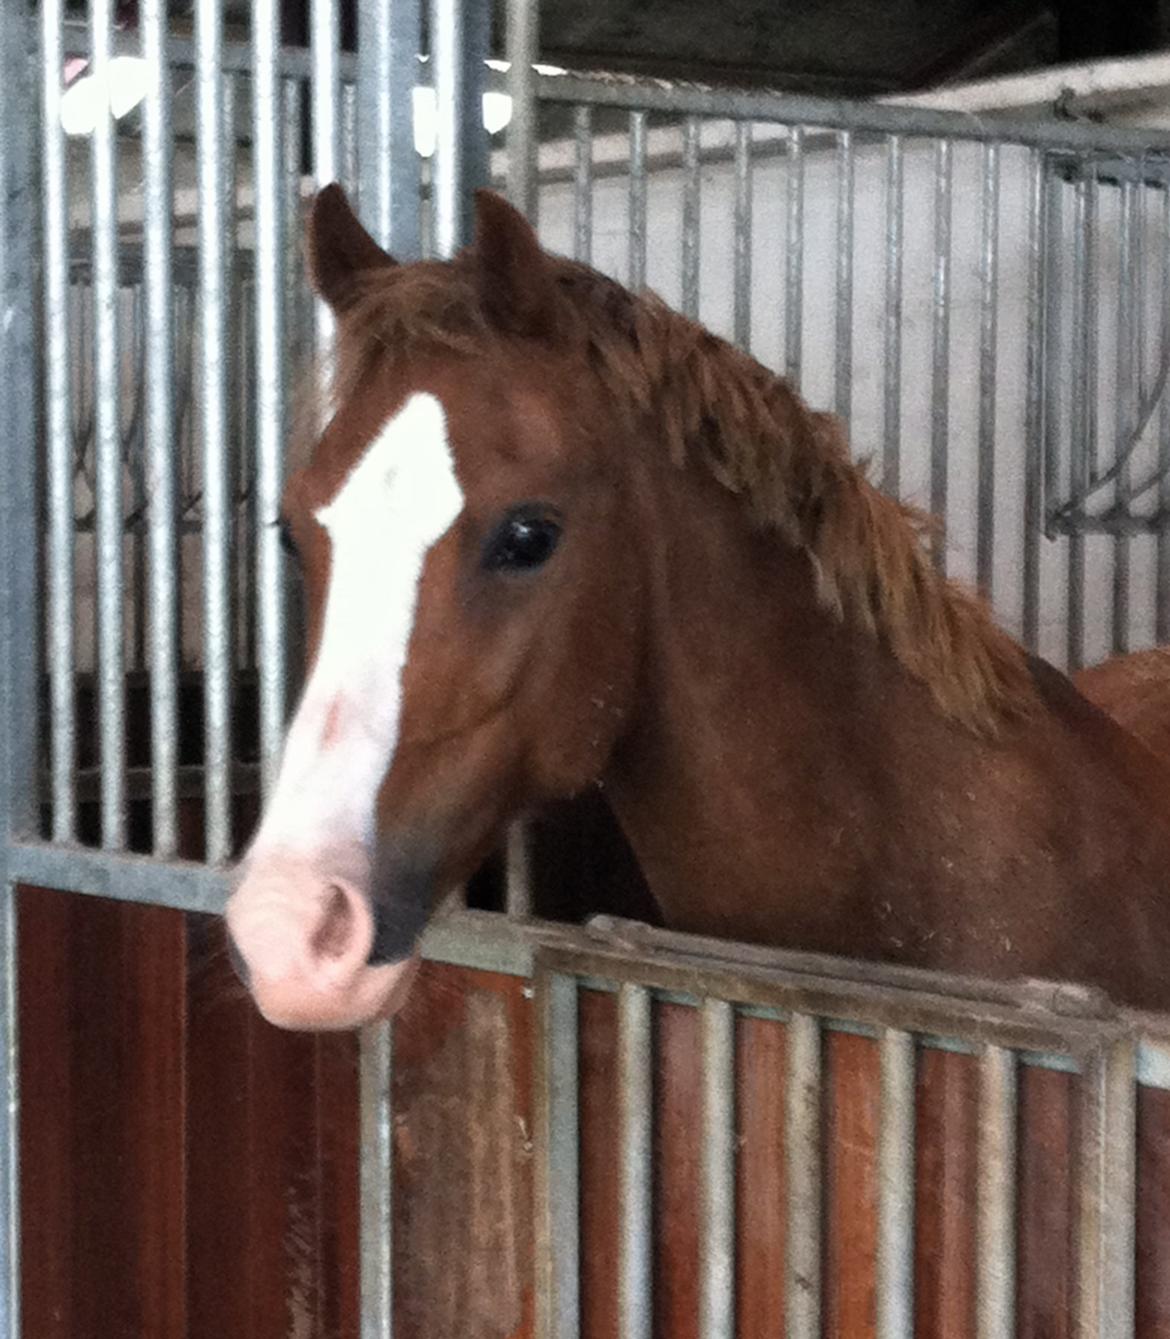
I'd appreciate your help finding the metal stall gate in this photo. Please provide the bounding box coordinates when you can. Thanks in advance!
[4,0,1170,1333]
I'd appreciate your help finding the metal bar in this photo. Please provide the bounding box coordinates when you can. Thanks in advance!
[1023,149,1047,651]
[253,0,287,801]
[883,134,904,495]
[785,125,805,385]
[358,0,423,257]
[312,0,341,391]
[92,0,127,850]
[877,1028,916,1339]
[682,116,701,319]
[732,122,752,351]
[700,999,735,1339]
[342,81,359,196]
[835,128,854,425]
[504,823,532,920]
[431,0,467,258]
[1077,1039,1136,1339]
[785,1013,822,1339]
[142,0,180,857]
[505,0,539,217]
[197,0,232,864]
[977,1044,1017,1339]
[42,0,76,844]
[573,105,593,264]
[628,112,648,291]
[1160,183,1170,644]
[977,141,1000,598]
[1068,176,1091,671]
[360,1022,394,1339]
[617,983,652,1339]
[1113,180,1136,654]
[11,842,229,916]
[930,138,953,570]
[534,970,580,1339]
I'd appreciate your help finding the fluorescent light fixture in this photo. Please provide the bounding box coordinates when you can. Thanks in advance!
[411,87,514,158]
[61,55,151,136]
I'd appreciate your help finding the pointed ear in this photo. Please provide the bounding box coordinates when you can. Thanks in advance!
[307,183,397,312]
[473,189,558,337]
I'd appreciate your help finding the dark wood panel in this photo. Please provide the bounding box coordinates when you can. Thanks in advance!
[579,988,620,1339]
[1136,1084,1170,1338]
[1017,1065,1075,1339]
[653,1001,700,1339]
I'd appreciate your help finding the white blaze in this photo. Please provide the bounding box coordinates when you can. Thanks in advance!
[248,392,463,860]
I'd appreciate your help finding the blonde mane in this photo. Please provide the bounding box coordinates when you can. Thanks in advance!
[330,254,1038,735]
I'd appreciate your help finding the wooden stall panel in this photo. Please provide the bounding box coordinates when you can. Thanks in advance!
[579,988,620,1339]
[391,962,534,1339]
[1017,1066,1076,1339]
[1136,1085,1170,1338]
[653,1001,701,1339]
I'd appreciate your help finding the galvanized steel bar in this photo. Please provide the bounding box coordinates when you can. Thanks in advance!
[312,0,341,386]
[197,0,233,864]
[1077,1040,1136,1339]
[682,116,701,319]
[617,983,652,1339]
[504,823,532,920]
[628,112,648,291]
[785,125,805,385]
[883,134,904,495]
[142,0,180,856]
[1113,180,1136,654]
[877,1027,915,1339]
[573,105,593,264]
[834,128,854,425]
[732,122,752,351]
[342,81,359,196]
[785,1012,822,1339]
[534,970,580,1339]
[1160,185,1170,643]
[42,0,76,844]
[431,0,467,258]
[358,0,422,256]
[1068,176,1091,671]
[92,0,127,850]
[0,4,39,1332]
[976,1044,1017,1339]
[505,0,539,217]
[700,999,735,1339]
[930,139,953,571]
[1022,148,1046,651]
[977,142,1000,598]
[360,1022,394,1339]
[253,0,288,801]
[10,841,229,916]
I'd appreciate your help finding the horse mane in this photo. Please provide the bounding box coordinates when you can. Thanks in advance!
[330,253,1038,736]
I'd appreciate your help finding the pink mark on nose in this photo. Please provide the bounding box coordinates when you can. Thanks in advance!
[320,697,345,751]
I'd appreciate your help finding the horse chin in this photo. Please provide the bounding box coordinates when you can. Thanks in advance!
[252,952,422,1033]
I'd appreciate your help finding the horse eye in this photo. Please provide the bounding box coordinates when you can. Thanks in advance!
[483,511,562,573]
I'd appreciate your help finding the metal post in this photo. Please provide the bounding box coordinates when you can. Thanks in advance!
[358,0,422,257]
[312,0,341,394]
[834,129,854,427]
[1113,181,1136,654]
[1022,148,1047,651]
[732,123,752,352]
[930,138,953,571]
[977,1044,1017,1339]
[977,141,1000,599]
[617,983,652,1339]
[785,125,805,387]
[573,105,593,265]
[682,116,701,319]
[505,0,539,218]
[785,1013,822,1339]
[883,134,904,496]
[700,999,735,1339]
[360,1021,394,1339]
[877,1028,915,1339]
[628,112,648,292]
[431,0,468,257]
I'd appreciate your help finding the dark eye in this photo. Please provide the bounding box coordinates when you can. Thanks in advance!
[483,510,562,573]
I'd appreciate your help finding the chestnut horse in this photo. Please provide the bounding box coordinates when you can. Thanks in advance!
[225,183,1170,1031]
[1077,645,1170,762]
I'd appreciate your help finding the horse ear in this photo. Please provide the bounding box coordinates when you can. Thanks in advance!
[307,183,397,312]
[473,189,557,337]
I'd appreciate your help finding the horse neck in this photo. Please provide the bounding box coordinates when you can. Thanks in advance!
[601,451,1170,986]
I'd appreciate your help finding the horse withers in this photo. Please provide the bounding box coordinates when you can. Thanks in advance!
[225,183,1170,1031]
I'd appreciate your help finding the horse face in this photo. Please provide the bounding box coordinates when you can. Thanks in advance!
[225,188,643,1030]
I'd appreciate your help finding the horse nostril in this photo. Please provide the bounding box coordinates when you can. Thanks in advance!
[226,931,252,991]
[311,885,355,961]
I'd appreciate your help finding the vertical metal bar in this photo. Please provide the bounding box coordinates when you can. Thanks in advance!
[360,1022,394,1339]
[534,970,580,1339]
[835,128,855,426]
[197,0,232,863]
[930,138,953,571]
[617,983,652,1339]
[700,999,735,1339]
[358,0,422,257]
[504,823,532,920]
[312,0,341,392]
[977,1044,1017,1339]
[785,125,805,386]
[1068,175,1091,672]
[93,0,127,850]
[877,1028,915,1339]
[628,112,648,292]
[506,0,538,218]
[254,0,287,801]
[431,0,467,258]
[1023,149,1047,651]
[1159,183,1170,643]
[1077,1040,1136,1339]
[681,116,701,319]
[1113,180,1136,654]
[573,105,593,265]
[785,1013,822,1339]
[977,142,1000,598]
[0,2,38,1332]
[342,81,359,196]
[732,122,752,351]
[42,0,75,843]
[884,134,904,495]
[142,0,179,856]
